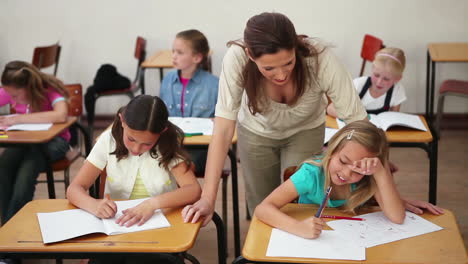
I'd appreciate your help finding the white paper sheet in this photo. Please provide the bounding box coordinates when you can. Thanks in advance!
[1,123,52,131]
[326,211,443,248]
[168,117,213,135]
[266,229,366,261]
[324,127,339,144]
[37,198,171,244]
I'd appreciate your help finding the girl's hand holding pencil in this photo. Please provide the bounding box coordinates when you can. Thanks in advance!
[94,194,117,219]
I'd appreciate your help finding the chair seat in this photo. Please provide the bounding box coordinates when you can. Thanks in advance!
[440,79,468,94]
[97,83,137,96]
[51,149,81,171]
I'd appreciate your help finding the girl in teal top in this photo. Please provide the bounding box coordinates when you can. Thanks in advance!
[256,120,443,239]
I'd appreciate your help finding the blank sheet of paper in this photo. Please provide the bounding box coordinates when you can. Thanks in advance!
[266,229,365,261]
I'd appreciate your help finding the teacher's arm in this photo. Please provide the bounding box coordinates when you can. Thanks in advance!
[182,116,236,226]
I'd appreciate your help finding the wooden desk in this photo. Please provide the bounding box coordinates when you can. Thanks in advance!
[426,43,468,120]
[0,117,79,199]
[141,50,174,85]
[184,131,241,258]
[0,199,206,264]
[326,115,438,204]
[233,204,467,264]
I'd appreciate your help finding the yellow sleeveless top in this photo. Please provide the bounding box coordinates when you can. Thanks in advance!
[129,169,150,199]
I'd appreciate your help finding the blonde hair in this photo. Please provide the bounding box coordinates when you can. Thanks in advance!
[373,47,406,77]
[1,60,68,112]
[304,120,389,214]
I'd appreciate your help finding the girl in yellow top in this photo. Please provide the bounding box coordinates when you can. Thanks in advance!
[67,95,201,228]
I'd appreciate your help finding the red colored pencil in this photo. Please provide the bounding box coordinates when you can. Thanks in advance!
[321,215,364,221]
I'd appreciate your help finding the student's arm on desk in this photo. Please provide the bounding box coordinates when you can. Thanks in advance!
[0,100,68,126]
[255,180,325,239]
[182,116,236,226]
[67,161,117,219]
[116,162,201,227]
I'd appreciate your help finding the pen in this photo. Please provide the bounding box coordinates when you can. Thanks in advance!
[315,186,332,218]
[321,215,364,221]
[185,132,203,137]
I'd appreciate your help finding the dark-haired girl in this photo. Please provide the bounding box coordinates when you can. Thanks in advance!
[0,60,70,224]
[67,95,201,228]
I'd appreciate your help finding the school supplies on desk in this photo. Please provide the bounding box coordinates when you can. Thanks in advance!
[322,215,364,221]
[336,112,427,131]
[0,123,52,131]
[37,198,171,244]
[168,117,213,135]
[184,132,203,137]
[326,211,443,248]
[315,186,332,218]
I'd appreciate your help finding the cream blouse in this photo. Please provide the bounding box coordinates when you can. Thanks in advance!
[215,41,367,139]
[87,130,179,199]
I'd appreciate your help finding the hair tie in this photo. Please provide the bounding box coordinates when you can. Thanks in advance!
[346,129,355,140]
[376,53,402,66]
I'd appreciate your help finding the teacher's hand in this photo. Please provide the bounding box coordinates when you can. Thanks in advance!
[182,197,214,226]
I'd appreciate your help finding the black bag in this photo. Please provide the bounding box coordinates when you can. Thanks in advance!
[84,64,131,127]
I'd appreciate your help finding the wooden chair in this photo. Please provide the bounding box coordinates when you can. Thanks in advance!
[87,36,147,134]
[32,43,61,76]
[38,84,91,194]
[435,79,468,138]
[359,34,385,76]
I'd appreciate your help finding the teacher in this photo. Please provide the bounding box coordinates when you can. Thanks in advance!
[182,12,366,225]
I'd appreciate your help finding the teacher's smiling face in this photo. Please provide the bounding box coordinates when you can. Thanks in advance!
[248,48,296,87]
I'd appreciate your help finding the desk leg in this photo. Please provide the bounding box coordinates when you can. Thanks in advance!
[428,135,438,204]
[159,68,164,83]
[227,149,241,257]
[40,144,55,199]
[429,60,436,122]
[426,51,431,119]
[212,212,227,264]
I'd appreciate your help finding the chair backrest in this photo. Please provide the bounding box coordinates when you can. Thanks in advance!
[32,43,61,76]
[359,34,385,76]
[65,84,83,117]
[133,36,147,84]
[283,166,298,182]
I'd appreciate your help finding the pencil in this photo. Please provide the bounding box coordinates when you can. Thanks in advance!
[321,215,364,221]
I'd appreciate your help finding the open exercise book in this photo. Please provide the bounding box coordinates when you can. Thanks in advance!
[266,211,442,261]
[37,198,171,244]
[168,117,213,135]
[337,112,427,131]
[0,114,52,131]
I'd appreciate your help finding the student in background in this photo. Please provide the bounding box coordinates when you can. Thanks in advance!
[160,29,219,174]
[0,60,70,224]
[255,120,443,239]
[67,95,201,264]
[327,47,407,117]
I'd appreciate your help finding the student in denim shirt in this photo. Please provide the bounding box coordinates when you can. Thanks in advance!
[160,29,219,174]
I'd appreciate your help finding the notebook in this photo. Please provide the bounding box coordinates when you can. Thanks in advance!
[337,112,427,131]
[37,198,171,244]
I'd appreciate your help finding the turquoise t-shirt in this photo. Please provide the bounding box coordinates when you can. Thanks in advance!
[290,163,351,207]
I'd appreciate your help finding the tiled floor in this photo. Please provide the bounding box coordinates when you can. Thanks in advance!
[15,128,468,263]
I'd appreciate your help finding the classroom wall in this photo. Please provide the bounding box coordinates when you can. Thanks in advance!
[1,0,467,115]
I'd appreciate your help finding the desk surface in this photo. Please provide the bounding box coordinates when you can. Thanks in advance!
[242,204,467,264]
[0,199,201,253]
[428,43,468,62]
[326,115,433,143]
[0,117,76,144]
[141,50,173,69]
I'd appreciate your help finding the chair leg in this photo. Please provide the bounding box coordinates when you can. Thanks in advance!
[435,93,446,139]
[64,168,70,194]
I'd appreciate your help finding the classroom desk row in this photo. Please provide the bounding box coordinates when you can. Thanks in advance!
[0,201,465,264]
